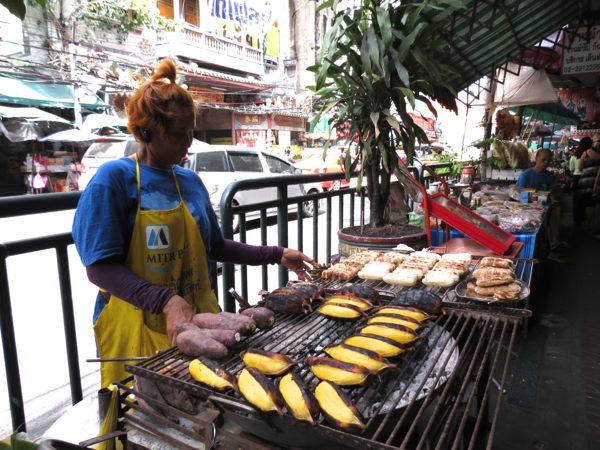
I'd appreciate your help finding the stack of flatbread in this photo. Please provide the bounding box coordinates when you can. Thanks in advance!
[467,257,521,300]
[383,251,440,286]
[322,251,381,280]
[357,252,408,280]
[423,253,472,287]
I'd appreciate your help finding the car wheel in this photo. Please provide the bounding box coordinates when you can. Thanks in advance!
[332,180,342,190]
[302,190,319,217]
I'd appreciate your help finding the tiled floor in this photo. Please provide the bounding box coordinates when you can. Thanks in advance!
[492,194,600,450]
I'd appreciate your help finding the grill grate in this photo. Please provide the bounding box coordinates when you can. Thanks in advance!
[125,253,533,449]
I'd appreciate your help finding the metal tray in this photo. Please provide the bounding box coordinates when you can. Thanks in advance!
[454,278,530,304]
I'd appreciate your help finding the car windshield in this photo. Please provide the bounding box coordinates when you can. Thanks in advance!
[85,141,127,158]
[193,151,228,172]
[264,154,294,174]
[228,151,263,172]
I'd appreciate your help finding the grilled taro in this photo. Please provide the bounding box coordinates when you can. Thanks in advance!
[324,296,374,311]
[324,344,397,372]
[335,285,381,304]
[344,334,408,358]
[238,367,284,415]
[279,373,320,425]
[317,302,367,321]
[305,357,377,387]
[314,381,365,434]
[283,282,325,300]
[359,323,425,345]
[374,306,435,323]
[391,290,444,314]
[367,313,425,331]
[241,348,299,376]
[188,357,239,393]
[263,293,312,315]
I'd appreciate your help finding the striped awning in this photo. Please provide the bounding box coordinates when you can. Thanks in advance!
[423,0,582,102]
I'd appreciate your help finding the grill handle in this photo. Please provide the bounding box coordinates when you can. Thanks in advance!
[207,395,282,432]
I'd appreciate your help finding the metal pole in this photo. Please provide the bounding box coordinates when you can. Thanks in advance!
[56,245,82,405]
[69,22,82,129]
[0,252,26,432]
[277,185,288,287]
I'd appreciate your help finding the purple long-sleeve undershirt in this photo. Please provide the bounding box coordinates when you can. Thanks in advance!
[87,239,284,314]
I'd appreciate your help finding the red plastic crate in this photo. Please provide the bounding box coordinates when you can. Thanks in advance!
[427,193,516,255]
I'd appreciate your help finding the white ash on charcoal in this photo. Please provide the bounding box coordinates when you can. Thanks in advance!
[360,325,459,418]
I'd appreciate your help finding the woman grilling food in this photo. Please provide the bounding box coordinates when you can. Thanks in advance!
[73,59,314,388]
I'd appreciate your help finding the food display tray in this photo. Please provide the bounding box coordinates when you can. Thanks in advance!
[454,278,530,304]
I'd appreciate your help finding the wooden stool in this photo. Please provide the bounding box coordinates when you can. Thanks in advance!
[438,238,523,258]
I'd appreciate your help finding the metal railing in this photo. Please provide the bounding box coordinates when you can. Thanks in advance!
[0,168,430,432]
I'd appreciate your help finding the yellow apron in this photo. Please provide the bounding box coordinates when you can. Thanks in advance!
[93,155,219,388]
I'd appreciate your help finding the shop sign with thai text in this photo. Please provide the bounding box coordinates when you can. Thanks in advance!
[563,25,600,75]
[188,86,224,103]
[271,114,305,131]
[234,113,268,129]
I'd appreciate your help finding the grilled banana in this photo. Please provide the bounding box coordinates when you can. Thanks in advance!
[374,306,434,323]
[367,313,424,331]
[284,282,325,300]
[188,357,239,392]
[240,348,299,376]
[324,296,374,311]
[314,381,365,434]
[344,334,407,358]
[317,302,367,321]
[279,373,320,425]
[335,285,381,304]
[359,323,425,345]
[305,357,377,387]
[238,367,284,415]
[324,344,396,372]
[263,293,312,315]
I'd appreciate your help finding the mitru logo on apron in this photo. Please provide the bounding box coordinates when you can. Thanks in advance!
[93,156,219,388]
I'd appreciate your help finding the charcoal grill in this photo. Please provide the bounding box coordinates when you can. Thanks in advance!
[124,252,534,450]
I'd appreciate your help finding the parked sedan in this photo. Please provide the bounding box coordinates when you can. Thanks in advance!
[186,146,324,231]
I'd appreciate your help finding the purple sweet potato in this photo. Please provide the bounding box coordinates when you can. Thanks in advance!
[241,307,275,329]
[192,313,246,335]
[177,330,228,359]
[176,322,200,334]
[217,312,256,335]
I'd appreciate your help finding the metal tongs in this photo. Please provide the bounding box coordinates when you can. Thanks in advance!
[228,288,252,309]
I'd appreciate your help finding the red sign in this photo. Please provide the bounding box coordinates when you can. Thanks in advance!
[234,114,268,129]
[570,129,599,139]
[556,88,596,122]
[408,112,436,131]
[514,47,561,70]
[188,86,224,103]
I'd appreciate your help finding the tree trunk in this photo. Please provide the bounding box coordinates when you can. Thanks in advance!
[366,157,388,228]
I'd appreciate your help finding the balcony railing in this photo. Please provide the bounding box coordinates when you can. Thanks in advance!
[156,25,265,75]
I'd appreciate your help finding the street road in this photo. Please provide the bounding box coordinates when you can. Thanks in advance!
[0,191,370,438]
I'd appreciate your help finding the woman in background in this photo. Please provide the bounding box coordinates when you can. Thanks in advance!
[571,137,592,225]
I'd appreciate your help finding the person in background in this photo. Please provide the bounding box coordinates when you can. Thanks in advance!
[570,137,593,225]
[72,59,314,388]
[578,141,600,234]
[517,148,568,263]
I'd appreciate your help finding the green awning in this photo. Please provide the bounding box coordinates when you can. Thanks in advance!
[423,0,580,95]
[0,76,110,110]
[511,103,581,125]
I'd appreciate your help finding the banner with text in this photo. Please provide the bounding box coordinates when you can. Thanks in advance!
[563,25,600,75]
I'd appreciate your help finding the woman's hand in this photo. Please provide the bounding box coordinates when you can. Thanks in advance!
[281,248,315,281]
[162,295,194,346]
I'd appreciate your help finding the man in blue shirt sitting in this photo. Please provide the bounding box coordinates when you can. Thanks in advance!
[517,148,567,262]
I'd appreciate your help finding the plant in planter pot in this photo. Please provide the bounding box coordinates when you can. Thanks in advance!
[309,0,460,240]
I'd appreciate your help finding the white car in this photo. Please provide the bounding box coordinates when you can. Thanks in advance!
[77,135,209,190]
[186,146,324,231]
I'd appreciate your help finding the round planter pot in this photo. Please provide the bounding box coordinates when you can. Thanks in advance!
[338,226,428,258]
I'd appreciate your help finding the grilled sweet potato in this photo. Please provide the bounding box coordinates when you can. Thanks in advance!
[192,313,247,334]
[176,322,241,348]
[216,312,256,335]
[241,307,275,329]
[177,330,228,359]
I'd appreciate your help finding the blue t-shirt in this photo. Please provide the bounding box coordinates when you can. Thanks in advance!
[516,168,557,190]
[72,157,223,268]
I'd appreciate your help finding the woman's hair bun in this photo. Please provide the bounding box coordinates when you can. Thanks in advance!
[150,58,178,84]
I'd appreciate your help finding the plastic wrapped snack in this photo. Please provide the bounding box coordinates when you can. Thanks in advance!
[498,213,535,233]
[508,185,523,201]
[478,214,498,224]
